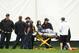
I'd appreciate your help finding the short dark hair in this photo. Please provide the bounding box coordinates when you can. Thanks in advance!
[61,17,65,21]
[6,13,10,17]
[44,18,49,21]
[19,16,22,20]
[37,20,41,23]
[25,17,30,20]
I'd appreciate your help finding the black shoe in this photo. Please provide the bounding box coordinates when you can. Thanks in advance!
[0,47,3,49]
[0,46,4,49]
[5,47,9,49]
[12,47,16,49]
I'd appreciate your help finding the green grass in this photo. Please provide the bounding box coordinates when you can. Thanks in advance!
[0,41,79,53]
[0,47,79,53]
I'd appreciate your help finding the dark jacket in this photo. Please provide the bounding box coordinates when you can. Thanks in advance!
[42,23,53,30]
[68,28,71,41]
[0,19,14,32]
[15,21,26,34]
[0,22,1,33]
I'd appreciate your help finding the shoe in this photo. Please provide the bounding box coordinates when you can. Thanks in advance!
[68,48,72,51]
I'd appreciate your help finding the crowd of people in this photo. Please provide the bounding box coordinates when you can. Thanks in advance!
[0,13,72,50]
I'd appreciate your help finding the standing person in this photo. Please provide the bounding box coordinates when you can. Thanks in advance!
[12,16,26,49]
[59,17,72,50]
[62,28,71,50]
[0,22,1,35]
[0,22,1,42]
[42,18,53,48]
[23,17,34,49]
[0,14,14,49]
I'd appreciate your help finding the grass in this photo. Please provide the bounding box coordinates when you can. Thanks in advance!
[0,41,79,53]
[0,47,79,53]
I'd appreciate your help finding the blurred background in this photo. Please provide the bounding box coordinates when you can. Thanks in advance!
[0,0,79,41]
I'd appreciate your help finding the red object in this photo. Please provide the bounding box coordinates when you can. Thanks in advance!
[69,47,78,51]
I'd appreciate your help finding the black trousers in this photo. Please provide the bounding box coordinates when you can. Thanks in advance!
[12,33,25,49]
[0,32,11,48]
[62,29,71,49]
[62,36,71,49]
[23,32,33,49]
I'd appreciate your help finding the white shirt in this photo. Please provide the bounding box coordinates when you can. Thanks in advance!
[60,21,70,35]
